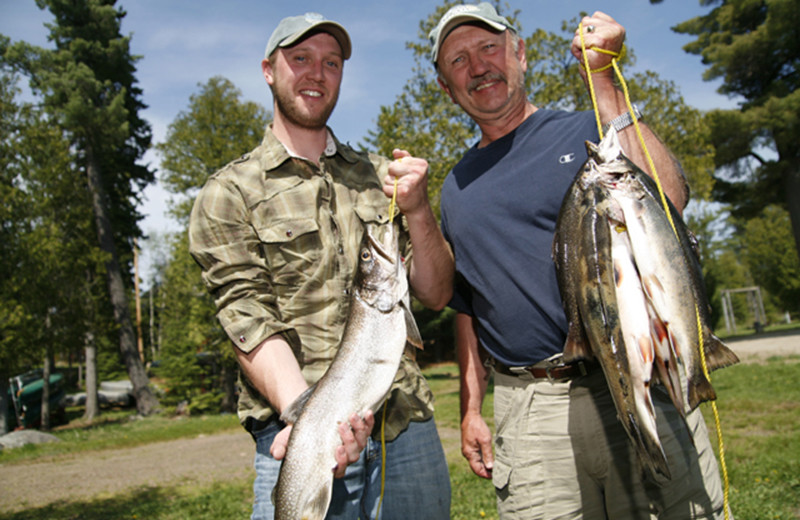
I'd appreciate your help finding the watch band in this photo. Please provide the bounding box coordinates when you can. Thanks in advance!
[602,104,642,134]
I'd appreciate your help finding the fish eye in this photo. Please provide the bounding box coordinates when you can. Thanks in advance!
[360,249,372,261]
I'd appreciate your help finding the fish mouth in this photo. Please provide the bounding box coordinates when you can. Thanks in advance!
[366,223,399,266]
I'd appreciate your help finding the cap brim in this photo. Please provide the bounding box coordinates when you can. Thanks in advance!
[433,15,508,62]
[280,21,352,60]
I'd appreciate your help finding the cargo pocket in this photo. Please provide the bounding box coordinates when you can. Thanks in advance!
[492,422,513,493]
[492,374,519,494]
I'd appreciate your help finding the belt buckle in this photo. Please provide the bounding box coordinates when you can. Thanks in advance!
[510,366,533,378]
[546,360,588,383]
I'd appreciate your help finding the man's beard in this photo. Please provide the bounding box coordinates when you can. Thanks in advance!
[273,82,339,130]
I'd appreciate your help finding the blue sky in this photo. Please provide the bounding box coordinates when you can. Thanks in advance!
[1,0,737,277]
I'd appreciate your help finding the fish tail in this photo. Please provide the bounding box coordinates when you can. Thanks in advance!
[687,373,717,411]
[627,411,671,481]
[703,333,740,372]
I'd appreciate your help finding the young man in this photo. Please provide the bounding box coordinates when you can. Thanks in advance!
[189,13,452,519]
[430,3,726,519]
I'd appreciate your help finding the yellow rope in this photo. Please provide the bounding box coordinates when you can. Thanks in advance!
[375,176,397,520]
[388,174,399,222]
[579,22,731,519]
[376,404,388,520]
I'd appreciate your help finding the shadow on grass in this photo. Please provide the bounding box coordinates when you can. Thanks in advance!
[0,481,251,520]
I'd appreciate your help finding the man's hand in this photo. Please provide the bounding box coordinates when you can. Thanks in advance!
[570,11,625,82]
[269,410,375,479]
[333,411,375,478]
[461,411,494,479]
[384,149,430,217]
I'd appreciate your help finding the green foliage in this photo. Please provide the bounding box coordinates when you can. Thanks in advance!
[152,76,271,413]
[154,231,229,411]
[0,65,115,379]
[156,75,271,225]
[741,205,800,313]
[2,0,161,414]
[674,0,800,262]
[7,0,154,249]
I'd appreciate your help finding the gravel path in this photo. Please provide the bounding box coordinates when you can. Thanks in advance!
[1,329,797,514]
[0,430,255,514]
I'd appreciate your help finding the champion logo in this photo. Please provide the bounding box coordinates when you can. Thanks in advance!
[559,153,576,164]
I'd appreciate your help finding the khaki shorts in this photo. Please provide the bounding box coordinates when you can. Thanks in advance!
[492,368,728,519]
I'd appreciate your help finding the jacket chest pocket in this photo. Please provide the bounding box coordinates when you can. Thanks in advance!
[253,205,323,288]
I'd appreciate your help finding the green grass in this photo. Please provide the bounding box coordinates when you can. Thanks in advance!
[2,359,798,519]
[701,357,800,520]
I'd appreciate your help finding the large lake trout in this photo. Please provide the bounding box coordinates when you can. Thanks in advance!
[274,221,421,520]
[553,127,739,480]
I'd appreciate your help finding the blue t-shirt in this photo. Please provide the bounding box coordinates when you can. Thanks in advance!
[441,109,599,366]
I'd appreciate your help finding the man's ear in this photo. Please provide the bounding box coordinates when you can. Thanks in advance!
[262,58,274,86]
[516,36,528,73]
[437,76,456,104]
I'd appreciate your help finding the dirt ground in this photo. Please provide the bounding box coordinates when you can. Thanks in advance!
[1,329,798,514]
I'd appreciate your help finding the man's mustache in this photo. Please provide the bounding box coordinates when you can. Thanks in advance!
[468,72,506,93]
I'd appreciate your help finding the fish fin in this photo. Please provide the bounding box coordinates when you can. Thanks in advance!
[703,332,740,372]
[300,483,333,520]
[402,300,424,351]
[279,384,317,424]
[687,374,717,411]
[651,315,687,416]
[562,324,593,362]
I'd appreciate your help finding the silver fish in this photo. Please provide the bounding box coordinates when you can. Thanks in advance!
[274,221,422,520]
[553,127,739,480]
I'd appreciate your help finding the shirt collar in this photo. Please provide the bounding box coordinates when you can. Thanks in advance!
[259,124,359,171]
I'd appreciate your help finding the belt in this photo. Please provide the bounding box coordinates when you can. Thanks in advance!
[490,357,595,382]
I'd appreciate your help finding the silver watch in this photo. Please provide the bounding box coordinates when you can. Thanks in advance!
[602,105,642,134]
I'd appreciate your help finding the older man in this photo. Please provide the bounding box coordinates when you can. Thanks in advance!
[431,3,726,519]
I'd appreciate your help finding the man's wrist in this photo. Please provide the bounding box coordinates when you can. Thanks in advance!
[602,104,642,134]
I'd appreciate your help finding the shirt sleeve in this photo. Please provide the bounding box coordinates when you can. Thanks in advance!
[188,176,297,354]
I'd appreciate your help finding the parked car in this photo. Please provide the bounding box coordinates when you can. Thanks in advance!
[6,370,66,430]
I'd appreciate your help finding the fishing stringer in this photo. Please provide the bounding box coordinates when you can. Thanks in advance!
[579,22,732,519]
[374,176,398,520]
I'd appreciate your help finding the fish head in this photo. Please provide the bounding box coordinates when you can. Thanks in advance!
[354,221,408,312]
[582,127,636,191]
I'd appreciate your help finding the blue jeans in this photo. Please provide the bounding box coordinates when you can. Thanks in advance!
[251,416,451,520]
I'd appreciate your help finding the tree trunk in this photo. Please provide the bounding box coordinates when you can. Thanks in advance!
[149,286,156,361]
[0,371,10,435]
[83,331,100,422]
[41,351,51,432]
[134,238,144,363]
[85,147,159,415]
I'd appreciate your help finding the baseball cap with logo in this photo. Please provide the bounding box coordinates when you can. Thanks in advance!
[264,13,352,60]
[428,2,515,64]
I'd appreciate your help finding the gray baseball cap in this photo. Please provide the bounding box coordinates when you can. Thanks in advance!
[264,13,352,60]
[428,2,515,63]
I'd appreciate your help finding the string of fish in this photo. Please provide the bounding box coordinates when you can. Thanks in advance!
[578,21,731,519]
